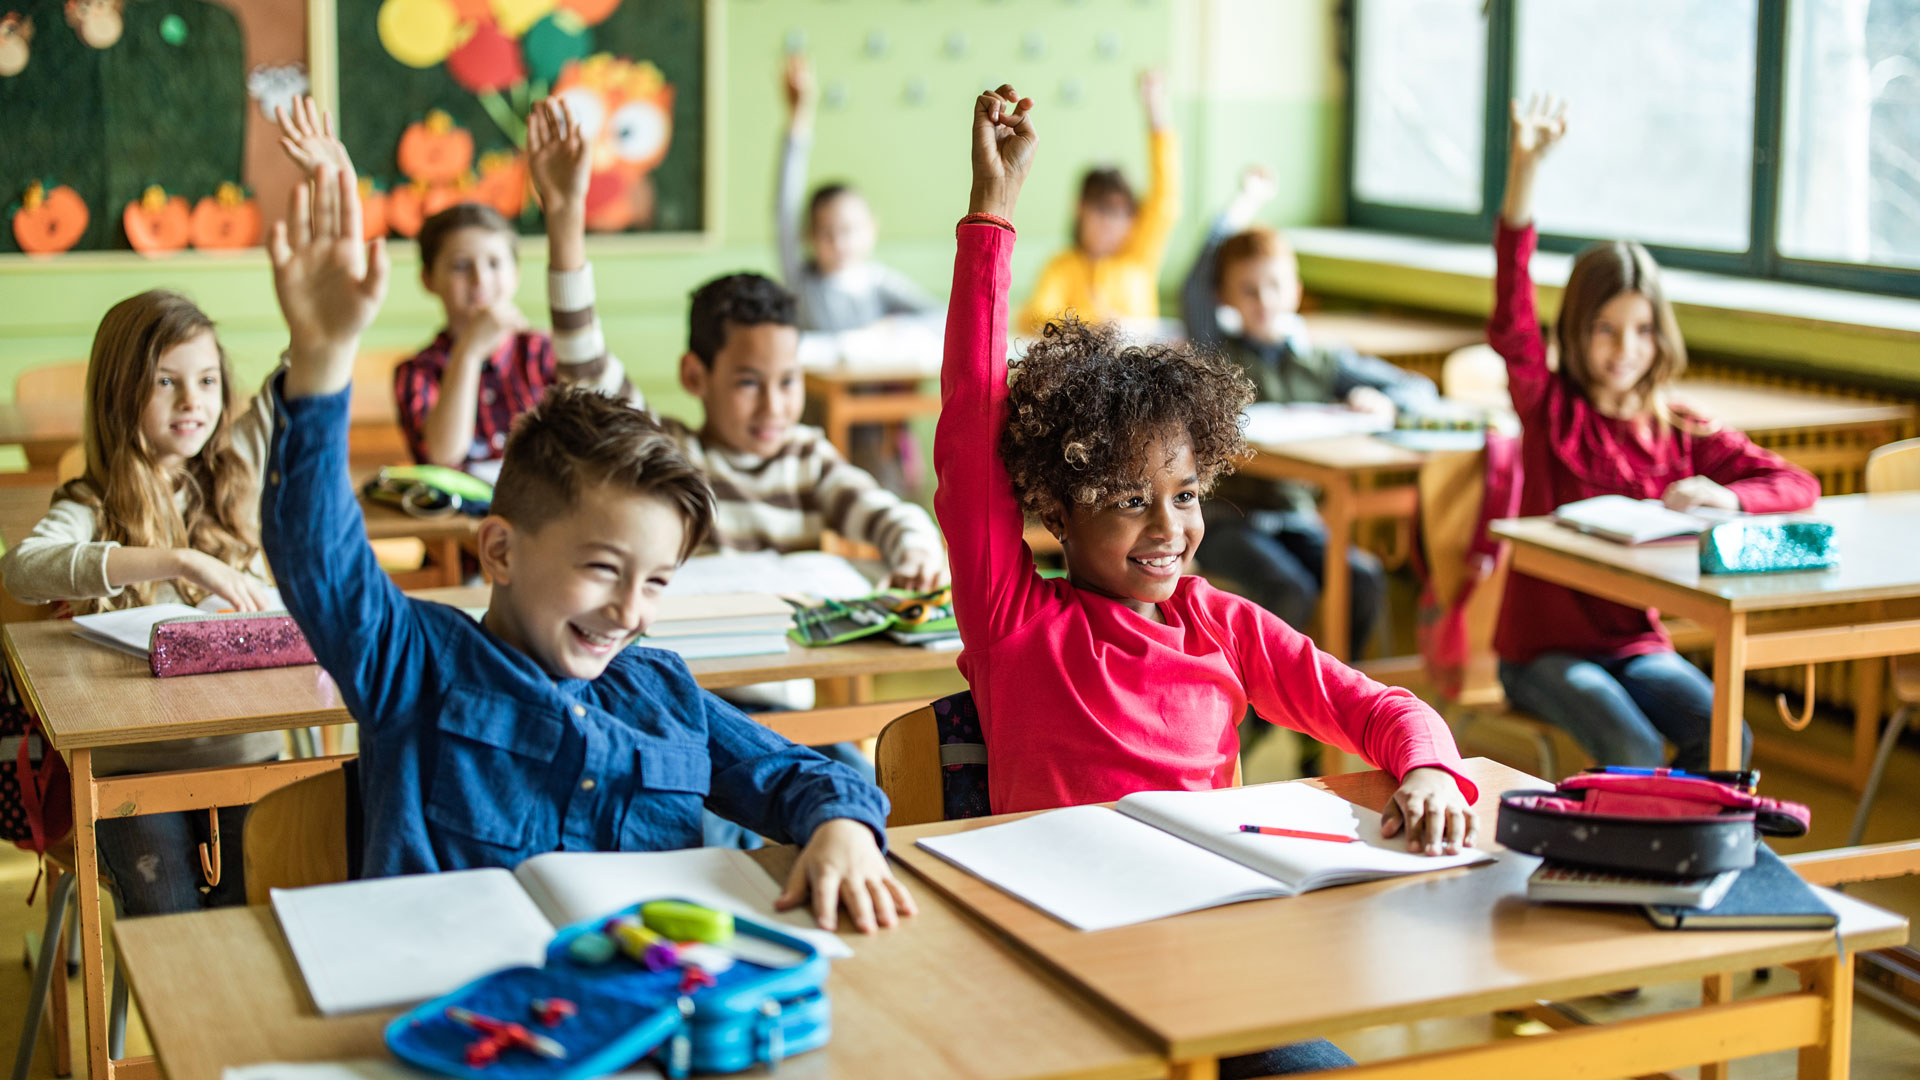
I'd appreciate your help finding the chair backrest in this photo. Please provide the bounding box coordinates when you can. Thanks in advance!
[1440,344,1507,410]
[55,443,84,484]
[14,362,87,408]
[243,758,361,904]
[350,348,410,425]
[1866,438,1920,496]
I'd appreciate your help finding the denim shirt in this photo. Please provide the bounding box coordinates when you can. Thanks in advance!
[259,377,889,877]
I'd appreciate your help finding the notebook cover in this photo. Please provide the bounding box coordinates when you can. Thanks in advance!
[1642,844,1836,930]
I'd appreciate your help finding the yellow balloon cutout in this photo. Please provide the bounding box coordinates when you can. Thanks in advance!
[379,0,463,68]
[490,0,558,38]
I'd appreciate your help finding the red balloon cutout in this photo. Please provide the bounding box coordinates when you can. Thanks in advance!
[446,19,526,94]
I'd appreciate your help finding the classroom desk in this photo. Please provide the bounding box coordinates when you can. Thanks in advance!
[110,848,1162,1080]
[9,597,957,1080]
[1298,310,1485,372]
[803,367,942,461]
[892,758,1909,1080]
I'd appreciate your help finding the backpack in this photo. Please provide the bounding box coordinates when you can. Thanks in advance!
[0,659,72,878]
[1409,430,1522,702]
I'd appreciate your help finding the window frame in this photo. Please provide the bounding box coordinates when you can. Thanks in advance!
[1341,0,1920,297]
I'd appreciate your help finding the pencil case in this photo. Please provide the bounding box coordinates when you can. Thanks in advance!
[148,613,316,678]
[1497,772,1810,878]
[788,587,953,647]
[363,464,495,518]
[386,899,830,1080]
[1697,518,1836,575]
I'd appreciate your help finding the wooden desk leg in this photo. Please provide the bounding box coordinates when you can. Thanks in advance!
[1319,480,1356,775]
[1709,612,1748,771]
[1795,953,1854,1080]
[69,747,113,1080]
[1700,971,1735,1080]
[1852,656,1886,795]
[1170,1057,1219,1080]
[823,387,853,458]
[434,538,461,588]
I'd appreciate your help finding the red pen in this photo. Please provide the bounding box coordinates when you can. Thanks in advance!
[1238,825,1357,844]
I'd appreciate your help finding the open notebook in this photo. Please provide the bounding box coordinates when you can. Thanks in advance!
[1549,495,1739,546]
[72,588,288,656]
[272,847,848,1016]
[916,783,1492,931]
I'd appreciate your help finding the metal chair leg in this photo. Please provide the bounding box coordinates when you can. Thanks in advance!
[1848,705,1911,848]
[107,888,128,1061]
[12,869,77,1080]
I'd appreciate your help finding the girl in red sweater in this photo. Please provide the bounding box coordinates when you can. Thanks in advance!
[940,87,1477,869]
[1491,96,1819,771]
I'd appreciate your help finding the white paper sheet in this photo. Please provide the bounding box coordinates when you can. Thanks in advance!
[662,551,878,601]
[1241,402,1393,445]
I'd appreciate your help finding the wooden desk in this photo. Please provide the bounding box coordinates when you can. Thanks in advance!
[803,368,941,461]
[1493,493,1920,874]
[10,596,956,1080]
[1299,310,1484,376]
[111,848,1161,1080]
[893,759,1909,1080]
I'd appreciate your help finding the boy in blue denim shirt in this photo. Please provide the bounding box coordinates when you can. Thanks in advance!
[259,164,915,934]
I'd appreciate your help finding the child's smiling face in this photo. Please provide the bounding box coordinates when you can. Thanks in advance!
[1046,429,1203,620]
[139,329,225,469]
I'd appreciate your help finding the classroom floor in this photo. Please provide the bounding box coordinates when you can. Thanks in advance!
[1,680,1916,1078]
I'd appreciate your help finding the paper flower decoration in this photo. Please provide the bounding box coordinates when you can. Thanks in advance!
[378,0,462,68]
[446,17,524,93]
[557,0,617,26]
[522,10,588,84]
[397,110,475,185]
[123,185,191,255]
[489,0,555,38]
[189,183,261,250]
[11,181,87,254]
[64,0,121,50]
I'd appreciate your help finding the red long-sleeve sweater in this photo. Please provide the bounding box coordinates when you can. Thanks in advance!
[935,223,1476,814]
[1490,222,1820,665]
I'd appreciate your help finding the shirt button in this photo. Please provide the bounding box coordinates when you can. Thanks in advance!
[580,778,597,792]
[572,705,587,717]
[268,470,279,485]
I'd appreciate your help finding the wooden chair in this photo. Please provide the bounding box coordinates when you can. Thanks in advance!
[242,757,363,903]
[54,443,83,485]
[1845,439,1920,845]
[12,838,127,1080]
[348,348,412,465]
[14,363,86,411]
[1439,344,1509,412]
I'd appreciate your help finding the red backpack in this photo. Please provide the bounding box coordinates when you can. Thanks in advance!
[1,659,71,873]
[1409,430,1522,702]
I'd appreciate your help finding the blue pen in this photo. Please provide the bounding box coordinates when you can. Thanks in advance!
[1585,765,1759,791]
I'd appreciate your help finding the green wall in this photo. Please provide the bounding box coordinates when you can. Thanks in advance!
[0,0,1345,430]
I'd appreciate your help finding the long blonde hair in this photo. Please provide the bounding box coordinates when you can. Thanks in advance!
[1554,240,1707,435]
[59,291,261,613]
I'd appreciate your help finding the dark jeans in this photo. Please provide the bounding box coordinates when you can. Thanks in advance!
[1221,1039,1354,1076]
[1200,508,1385,660]
[700,741,876,850]
[95,804,250,917]
[1499,650,1751,773]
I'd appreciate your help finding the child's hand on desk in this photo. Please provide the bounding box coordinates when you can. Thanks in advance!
[174,550,273,612]
[777,817,917,933]
[274,96,352,178]
[1380,767,1476,855]
[887,549,949,593]
[1345,386,1396,422]
[1661,475,1740,513]
[270,167,390,398]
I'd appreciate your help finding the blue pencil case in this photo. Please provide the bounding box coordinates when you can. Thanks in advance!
[385,899,830,1080]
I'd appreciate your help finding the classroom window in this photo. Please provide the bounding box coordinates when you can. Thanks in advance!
[1778,0,1920,270]
[1350,0,1487,214]
[1344,0,1920,294]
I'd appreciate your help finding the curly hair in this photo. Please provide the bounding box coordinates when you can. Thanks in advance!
[1001,317,1253,520]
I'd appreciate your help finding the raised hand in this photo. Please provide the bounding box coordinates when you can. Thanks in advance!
[1227,164,1277,227]
[783,52,816,127]
[527,97,592,219]
[269,166,390,398]
[969,85,1037,220]
[1139,69,1170,132]
[1501,94,1568,227]
[274,96,352,178]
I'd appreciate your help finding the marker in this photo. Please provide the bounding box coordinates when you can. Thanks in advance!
[1585,766,1760,791]
[1238,825,1358,844]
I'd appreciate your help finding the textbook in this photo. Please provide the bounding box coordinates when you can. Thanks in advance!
[1642,845,1837,931]
[663,551,877,602]
[272,847,850,1016]
[915,783,1492,931]
[1527,861,1739,908]
[1549,495,1735,545]
[641,593,794,661]
[1241,402,1393,445]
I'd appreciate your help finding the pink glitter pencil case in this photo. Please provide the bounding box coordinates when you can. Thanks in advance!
[147,613,316,678]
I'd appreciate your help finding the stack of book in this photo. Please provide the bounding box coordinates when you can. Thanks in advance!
[1526,845,1836,931]
[641,593,794,661]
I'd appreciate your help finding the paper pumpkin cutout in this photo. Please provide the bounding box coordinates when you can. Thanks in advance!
[378,0,462,68]
[446,17,524,93]
[474,151,527,217]
[396,110,474,185]
[556,0,617,27]
[554,55,673,232]
[11,181,88,254]
[123,185,191,254]
[522,10,588,84]
[189,183,261,249]
[64,0,121,49]
[0,14,32,77]
[488,0,555,38]
[385,182,425,237]
[358,177,389,241]
[420,183,465,217]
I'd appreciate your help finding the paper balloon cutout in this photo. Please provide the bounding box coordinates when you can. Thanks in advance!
[446,17,524,93]
[397,111,475,185]
[189,184,261,250]
[123,186,191,255]
[11,181,87,254]
[0,14,33,77]
[522,10,588,84]
[488,0,555,38]
[556,0,617,27]
[378,0,462,68]
[64,0,121,50]
[159,13,185,44]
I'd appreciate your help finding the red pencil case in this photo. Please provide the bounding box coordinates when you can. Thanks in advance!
[1497,772,1810,878]
[148,613,316,678]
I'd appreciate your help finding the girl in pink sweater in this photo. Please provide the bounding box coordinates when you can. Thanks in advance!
[936,86,1477,865]
[1490,97,1818,771]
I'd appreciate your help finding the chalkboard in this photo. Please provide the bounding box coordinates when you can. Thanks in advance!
[335,0,708,239]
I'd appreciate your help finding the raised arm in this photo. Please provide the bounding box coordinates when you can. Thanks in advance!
[1119,70,1180,269]
[1490,95,1568,413]
[775,54,816,289]
[1182,166,1275,346]
[935,86,1045,647]
[528,97,639,403]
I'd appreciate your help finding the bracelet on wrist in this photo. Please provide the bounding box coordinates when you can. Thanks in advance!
[958,212,1014,233]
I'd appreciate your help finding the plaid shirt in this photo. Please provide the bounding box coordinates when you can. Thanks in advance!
[392,329,557,466]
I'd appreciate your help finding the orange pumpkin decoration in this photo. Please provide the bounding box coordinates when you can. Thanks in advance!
[396,110,475,186]
[123,185,191,255]
[421,182,467,218]
[385,182,425,238]
[189,183,262,250]
[474,150,527,218]
[12,181,88,254]
[358,177,389,242]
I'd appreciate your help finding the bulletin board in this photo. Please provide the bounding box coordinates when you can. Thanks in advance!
[333,0,711,240]
[0,0,314,256]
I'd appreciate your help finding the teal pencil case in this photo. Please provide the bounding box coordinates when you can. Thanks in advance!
[1698,519,1837,575]
[385,900,830,1080]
